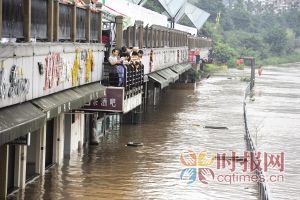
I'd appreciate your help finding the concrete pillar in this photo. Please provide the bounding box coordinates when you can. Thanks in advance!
[79,114,85,150]
[47,0,54,42]
[53,114,65,165]
[157,30,161,47]
[98,11,102,43]
[71,4,77,42]
[58,114,65,164]
[150,28,153,48]
[125,27,130,47]
[132,24,137,47]
[0,145,8,200]
[36,125,46,176]
[115,16,124,49]
[64,114,71,157]
[144,27,148,48]
[19,146,27,189]
[153,29,157,48]
[154,87,159,106]
[250,59,256,90]
[54,0,59,41]
[138,25,143,49]
[24,0,32,42]
[14,146,21,188]
[85,9,91,42]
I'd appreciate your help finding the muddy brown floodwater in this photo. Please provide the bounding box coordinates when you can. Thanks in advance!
[247,63,300,200]
[9,70,261,200]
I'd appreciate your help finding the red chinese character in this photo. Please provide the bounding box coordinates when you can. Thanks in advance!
[250,152,263,172]
[264,152,284,172]
[240,151,250,172]
[217,151,236,172]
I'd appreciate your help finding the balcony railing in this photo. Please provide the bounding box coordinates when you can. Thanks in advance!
[0,0,210,49]
[1,0,102,43]
[122,24,211,49]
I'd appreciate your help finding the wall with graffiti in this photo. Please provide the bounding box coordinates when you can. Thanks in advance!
[0,43,104,109]
[141,47,188,74]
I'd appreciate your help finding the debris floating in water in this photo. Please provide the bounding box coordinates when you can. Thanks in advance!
[204,126,228,130]
[126,142,144,147]
[192,124,201,127]
[225,156,245,161]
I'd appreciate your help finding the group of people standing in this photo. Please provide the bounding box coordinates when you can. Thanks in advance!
[62,0,99,11]
[108,46,144,87]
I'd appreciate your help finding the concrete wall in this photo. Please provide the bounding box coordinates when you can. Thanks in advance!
[70,113,84,152]
[64,112,85,156]
[0,43,105,109]
[141,47,188,74]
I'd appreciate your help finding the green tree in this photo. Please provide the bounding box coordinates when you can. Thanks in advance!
[213,42,238,66]
[264,27,288,55]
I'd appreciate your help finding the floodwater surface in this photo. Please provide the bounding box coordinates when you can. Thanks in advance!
[8,70,260,200]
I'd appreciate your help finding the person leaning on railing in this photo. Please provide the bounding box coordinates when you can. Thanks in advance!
[89,0,100,12]
[60,0,84,6]
[108,49,126,87]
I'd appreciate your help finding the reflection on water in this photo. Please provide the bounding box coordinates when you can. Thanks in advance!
[247,63,300,200]
[8,71,258,200]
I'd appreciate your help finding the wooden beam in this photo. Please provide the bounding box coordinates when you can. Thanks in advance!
[144,27,149,48]
[53,1,60,41]
[0,145,8,200]
[126,27,130,47]
[24,0,32,42]
[115,16,123,49]
[0,0,2,39]
[85,9,91,42]
[138,25,143,49]
[47,0,54,42]
[71,4,77,42]
[98,11,102,43]
[132,24,137,47]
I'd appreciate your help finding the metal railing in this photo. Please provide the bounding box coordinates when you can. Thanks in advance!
[243,82,273,200]
[103,63,144,99]
[122,24,212,49]
[1,0,101,43]
[1,1,210,50]
[2,0,24,39]
[59,3,72,40]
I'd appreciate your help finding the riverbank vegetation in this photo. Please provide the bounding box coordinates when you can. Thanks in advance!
[143,0,300,66]
[193,0,300,67]
[204,64,228,73]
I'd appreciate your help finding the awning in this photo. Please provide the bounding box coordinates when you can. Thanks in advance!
[0,102,46,146]
[156,67,180,83]
[171,65,185,74]
[156,70,173,83]
[72,82,106,104]
[164,68,179,81]
[181,64,192,71]
[32,90,84,120]
[148,73,169,89]
[32,83,106,119]
[170,64,191,74]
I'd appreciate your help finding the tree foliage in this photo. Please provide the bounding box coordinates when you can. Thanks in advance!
[197,0,299,66]
[141,0,299,65]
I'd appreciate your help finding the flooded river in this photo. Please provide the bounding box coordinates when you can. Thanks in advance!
[247,63,300,200]
[9,70,262,200]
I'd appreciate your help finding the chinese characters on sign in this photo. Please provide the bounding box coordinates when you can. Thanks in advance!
[179,150,285,185]
[85,87,123,112]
